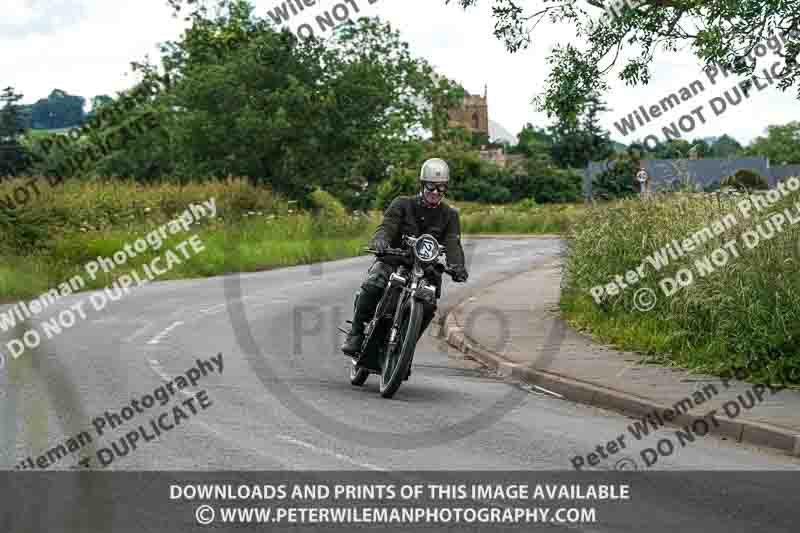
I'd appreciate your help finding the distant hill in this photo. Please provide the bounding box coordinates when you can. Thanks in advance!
[489,120,518,145]
[610,140,627,153]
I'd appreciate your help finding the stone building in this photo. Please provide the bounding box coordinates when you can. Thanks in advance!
[447,85,489,137]
[440,83,526,170]
[478,146,505,166]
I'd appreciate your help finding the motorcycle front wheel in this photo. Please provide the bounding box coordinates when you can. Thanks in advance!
[349,360,369,386]
[379,299,422,398]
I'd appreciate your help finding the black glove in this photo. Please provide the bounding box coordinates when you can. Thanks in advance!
[372,236,389,254]
[450,265,468,282]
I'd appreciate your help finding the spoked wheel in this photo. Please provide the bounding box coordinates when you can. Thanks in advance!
[379,300,422,398]
[349,359,369,386]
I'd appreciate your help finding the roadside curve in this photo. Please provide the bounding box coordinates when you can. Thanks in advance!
[440,258,800,459]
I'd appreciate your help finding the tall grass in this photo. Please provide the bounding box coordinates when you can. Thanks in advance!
[561,188,800,385]
[455,200,584,234]
[0,177,378,300]
[0,177,584,305]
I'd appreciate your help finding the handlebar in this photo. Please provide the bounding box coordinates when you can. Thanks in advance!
[363,247,408,257]
[363,247,459,279]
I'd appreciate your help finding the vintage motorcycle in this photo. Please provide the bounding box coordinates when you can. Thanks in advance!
[340,234,457,398]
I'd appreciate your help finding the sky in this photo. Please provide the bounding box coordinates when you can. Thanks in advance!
[3,0,799,147]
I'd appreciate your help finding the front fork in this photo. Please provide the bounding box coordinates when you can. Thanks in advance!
[387,277,436,353]
[357,270,405,349]
[385,272,410,351]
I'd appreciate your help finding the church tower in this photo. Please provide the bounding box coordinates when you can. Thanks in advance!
[446,85,489,137]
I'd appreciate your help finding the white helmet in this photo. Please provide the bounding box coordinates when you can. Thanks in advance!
[420,158,450,183]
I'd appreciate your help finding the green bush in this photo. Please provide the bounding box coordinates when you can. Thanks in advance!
[381,144,580,205]
[458,179,512,203]
[308,187,355,237]
[0,177,283,255]
[374,168,417,210]
[592,157,637,200]
[309,188,346,218]
[452,161,508,203]
[722,168,768,191]
[439,149,483,191]
[513,197,539,211]
[524,160,582,203]
[0,200,50,254]
[0,140,33,178]
[0,178,380,300]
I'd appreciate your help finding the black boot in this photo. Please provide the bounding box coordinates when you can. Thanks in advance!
[341,287,382,356]
[341,328,364,356]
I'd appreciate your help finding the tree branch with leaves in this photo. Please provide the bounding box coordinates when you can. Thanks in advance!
[446,0,800,122]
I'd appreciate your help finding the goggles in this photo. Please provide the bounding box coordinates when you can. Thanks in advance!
[422,182,448,194]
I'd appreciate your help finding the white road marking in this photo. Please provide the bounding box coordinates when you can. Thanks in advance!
[182,289,281,321]
[532,385,564,399]
[198,303,226,315]
[123,320,155,343]
[275,435,384,471]
[144,361,295,468]
[146,321,184,345]
[90,317,124,324]
[146,360,375,470]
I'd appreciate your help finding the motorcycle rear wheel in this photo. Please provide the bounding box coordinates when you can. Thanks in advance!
[379,300,422,398]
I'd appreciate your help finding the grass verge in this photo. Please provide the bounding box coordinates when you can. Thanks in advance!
[1,178,582,302]
[561,189,800,386]
[454,200,583,234]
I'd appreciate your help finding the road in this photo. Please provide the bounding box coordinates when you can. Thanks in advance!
[1,237,798,531]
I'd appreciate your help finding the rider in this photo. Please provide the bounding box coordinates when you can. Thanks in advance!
[341,158,469,356]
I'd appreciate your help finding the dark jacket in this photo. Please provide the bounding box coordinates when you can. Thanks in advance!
[371,195,466,268]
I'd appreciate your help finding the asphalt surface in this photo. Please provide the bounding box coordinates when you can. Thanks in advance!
[1,237,799,531]
[2,236,798,471]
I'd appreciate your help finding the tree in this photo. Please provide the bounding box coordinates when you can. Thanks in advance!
[550,92,613,168]
[688,138,711,158]
[114,0,460,197]
[445,1,800,124]
[745,122,800,164]
[581,92,614,162]
[471,130,490,147]
[86,95,114,122]
[709,134,744,158]
[523,158,582,203]
[0,86,32,177]
[652,139,692,159]
[60,3,475,194]
[29,89,86,129]
[511,123,553,162]
[592,156,638,200]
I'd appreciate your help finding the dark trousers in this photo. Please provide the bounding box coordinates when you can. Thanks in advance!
[350,260,438,337]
